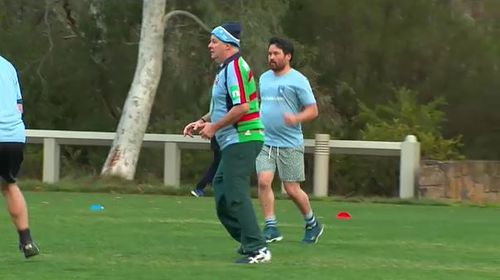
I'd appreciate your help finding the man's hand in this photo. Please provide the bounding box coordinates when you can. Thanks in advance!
[183,119,204,137]
[198,122,217,140]
[283,113,300,126]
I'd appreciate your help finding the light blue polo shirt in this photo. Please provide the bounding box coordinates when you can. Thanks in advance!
[0,56,25,143]
[259,68,316,148]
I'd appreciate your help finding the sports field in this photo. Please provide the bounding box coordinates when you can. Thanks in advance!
[1,192,499,280]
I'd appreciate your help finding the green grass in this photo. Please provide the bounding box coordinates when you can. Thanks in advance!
[1,192,499,280]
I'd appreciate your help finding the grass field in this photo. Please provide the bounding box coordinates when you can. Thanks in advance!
[1,192,499,280]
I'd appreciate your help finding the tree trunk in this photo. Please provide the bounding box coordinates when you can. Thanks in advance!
[101,0,166,179]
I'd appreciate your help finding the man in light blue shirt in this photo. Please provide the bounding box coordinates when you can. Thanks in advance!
[0,55,39,258]
[256,38,324,244]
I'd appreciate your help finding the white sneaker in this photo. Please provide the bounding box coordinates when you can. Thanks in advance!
[235,247,271,264]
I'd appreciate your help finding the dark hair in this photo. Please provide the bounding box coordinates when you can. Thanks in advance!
[268,37,294,62]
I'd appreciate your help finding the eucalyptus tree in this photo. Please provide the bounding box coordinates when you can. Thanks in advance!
[101,0,211,180]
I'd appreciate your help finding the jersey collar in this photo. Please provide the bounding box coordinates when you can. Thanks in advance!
[219,52,241,71]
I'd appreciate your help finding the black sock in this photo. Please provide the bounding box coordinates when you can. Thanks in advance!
[18,228,32,245]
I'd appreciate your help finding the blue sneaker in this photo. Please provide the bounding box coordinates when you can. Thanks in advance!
[20,242,40,258]
[235,247,271,264]
[302,223,324,244]
[190,188,205,197]
[263,226,283,243]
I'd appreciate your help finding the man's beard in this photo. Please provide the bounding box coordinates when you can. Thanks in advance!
[269,61,285,71]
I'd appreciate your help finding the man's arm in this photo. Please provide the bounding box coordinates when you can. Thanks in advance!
[212,103,249,131]
[198,104,249,139]
[284,74,318,126]
[199,59,252,139]
[297,103,318,123]
[284,103,318,126]
[14,67,23,114]
[17,103,23,114]
[200,112,211,122]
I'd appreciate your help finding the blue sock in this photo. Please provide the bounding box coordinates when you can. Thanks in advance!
[304,211,317,228]
[265,216,278,228]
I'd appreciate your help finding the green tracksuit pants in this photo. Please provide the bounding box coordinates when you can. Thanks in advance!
[212,141,266,253]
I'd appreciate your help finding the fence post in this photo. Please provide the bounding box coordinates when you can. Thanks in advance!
[313,133,330,197]
[164,142,181,188]
[43,138,60,183]
[399,135,420,199]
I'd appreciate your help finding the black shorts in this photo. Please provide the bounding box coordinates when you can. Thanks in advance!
[0,142,24,184]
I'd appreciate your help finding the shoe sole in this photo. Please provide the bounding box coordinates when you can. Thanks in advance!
[235,255,272,264]
[235,259,271,264]
[265,236,283,243]
[25,251,40,258]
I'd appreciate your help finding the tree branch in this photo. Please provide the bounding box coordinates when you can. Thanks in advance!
[163,10,212,33]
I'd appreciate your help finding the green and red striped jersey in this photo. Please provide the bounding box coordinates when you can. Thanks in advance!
[210,53,264,150]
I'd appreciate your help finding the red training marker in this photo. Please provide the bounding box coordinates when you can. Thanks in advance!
[336,211,352,220]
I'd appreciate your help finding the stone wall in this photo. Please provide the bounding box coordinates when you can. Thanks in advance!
[418,160,500,203]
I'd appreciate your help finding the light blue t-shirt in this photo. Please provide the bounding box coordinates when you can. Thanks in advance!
[0,56,25,143]
[259,69,316,148]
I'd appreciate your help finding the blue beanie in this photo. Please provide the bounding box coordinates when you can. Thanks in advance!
[211,22,241,48]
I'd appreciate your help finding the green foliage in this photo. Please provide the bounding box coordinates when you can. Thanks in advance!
[358,87,463,160]
[330,155,400,197]
[326,87,463,197]
[284,0,500,159]
[3,0,500,193]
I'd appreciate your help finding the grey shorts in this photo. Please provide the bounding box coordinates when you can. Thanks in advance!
[256,145,305,182]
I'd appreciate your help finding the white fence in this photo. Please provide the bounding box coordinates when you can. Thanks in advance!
[25,129,420,198]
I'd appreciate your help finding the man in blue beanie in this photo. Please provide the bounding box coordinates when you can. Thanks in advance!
[183,22,270,264]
